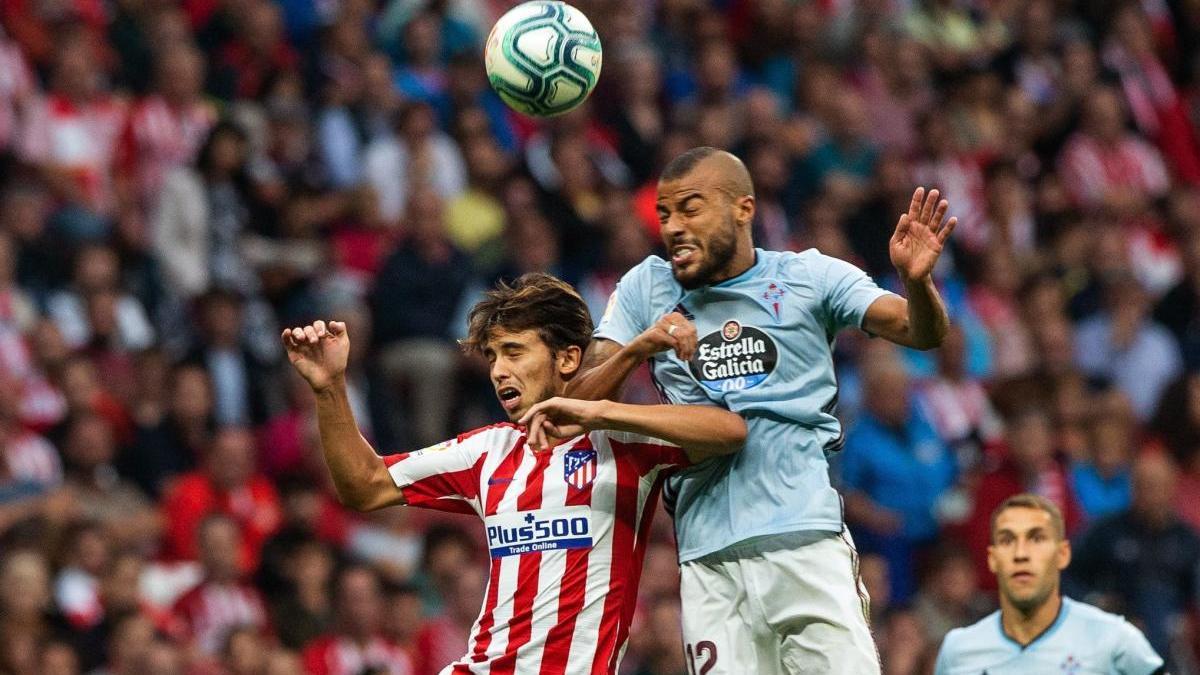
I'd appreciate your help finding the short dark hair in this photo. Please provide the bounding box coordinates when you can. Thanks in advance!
[989,493,1065,543]
[660,146,722,182]
[462,273,593,355]
[420,524,476,570]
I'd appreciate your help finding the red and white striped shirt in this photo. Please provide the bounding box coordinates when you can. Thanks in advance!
[120,95,217,206]
[170,580,270,656]
[19,94,128,215]
[302,634,414,675]
[1058,131,1170,209]
[383,423,689,675]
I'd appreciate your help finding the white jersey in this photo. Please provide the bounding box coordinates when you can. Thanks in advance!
[935,597,1164,675]
[383,423,690,675]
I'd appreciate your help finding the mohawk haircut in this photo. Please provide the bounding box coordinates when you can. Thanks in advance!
[461,273,593,355]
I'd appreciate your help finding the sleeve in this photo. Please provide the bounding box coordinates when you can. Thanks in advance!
[605,429,692,477]
[382,430,493,515]
[594,260,654,346]
[814,253,891,334]
[1111,618,1165,675]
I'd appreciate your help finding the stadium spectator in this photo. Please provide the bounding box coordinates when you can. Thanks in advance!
[363,101,466,227]
[301,564,413,675]
[840,347,957,602]
[122,362,214,498]
[1069,452,1200,662]
[90,610,156,675]
[1074,273,1182,420]
[185,288,284,427]
[60,412,160,550]
[413,525,477,618]
[1058,86,1170,222]
[152,121,257,302]
[412,564,483,675]
[47,243,154,353]
[911,544,992,646]
[370,188,471,448]
[169,513,270,657]
[961,406,1082,587]
[19,31,127,224]
[382,583,423,659]
[221,624,272,675]
[1069,391,1137,522]
[118,43,216,212]
[160,427,282,571]
[917,323,1004,470]
[268,534,334,650]
[0,549,53,673]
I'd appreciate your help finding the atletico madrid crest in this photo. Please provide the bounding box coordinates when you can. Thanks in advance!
[563,449,597,490]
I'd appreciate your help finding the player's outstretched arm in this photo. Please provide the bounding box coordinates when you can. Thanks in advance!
[519,398,745,462]
[566,314,698,401]
[282,320,403,512]
[862,187,955,350]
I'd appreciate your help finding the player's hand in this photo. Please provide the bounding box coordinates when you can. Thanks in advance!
[628,312,697,362]
[890,187,957,283]
[518,397,605,451]
[281,320,350,392]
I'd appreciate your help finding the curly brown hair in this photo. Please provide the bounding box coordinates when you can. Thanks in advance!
[461,273,593,355]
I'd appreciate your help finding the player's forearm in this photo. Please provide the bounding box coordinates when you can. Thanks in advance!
[565,345,644,401]
[313,378,396,511]
[595,401,746,460]
[901,275,949,350]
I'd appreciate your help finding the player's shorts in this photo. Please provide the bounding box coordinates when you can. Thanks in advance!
[679,529,881,675]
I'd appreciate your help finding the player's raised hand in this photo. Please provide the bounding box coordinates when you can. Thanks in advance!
[518,397,604,451]
[629,312,698,362]
[890,187,957,283]
[281,320,350,392]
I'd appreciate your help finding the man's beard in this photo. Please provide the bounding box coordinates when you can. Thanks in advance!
[674,218,738,289]
[1005,578,1056,616]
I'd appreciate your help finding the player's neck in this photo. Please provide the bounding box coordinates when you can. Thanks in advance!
[709,247,757,285]
[1001,592,1063,647]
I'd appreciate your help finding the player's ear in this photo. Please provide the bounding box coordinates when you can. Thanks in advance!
[986,545,998,575]
[735,194,755,228]
[557,345,583,378]
[1057,540,1071,571]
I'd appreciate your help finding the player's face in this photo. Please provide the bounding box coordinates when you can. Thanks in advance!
[988,507,1071,613]
[657,173,743,289]
[484,329,576,421]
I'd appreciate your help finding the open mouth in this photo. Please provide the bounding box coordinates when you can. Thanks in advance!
[671,244,699,267]
[497,386,522,413]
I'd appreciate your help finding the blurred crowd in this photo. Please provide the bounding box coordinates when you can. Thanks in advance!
[2,0,1200,673]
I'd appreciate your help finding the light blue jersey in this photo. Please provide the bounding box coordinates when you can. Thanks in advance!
[935,597,1164,675]
[595,249,890,561]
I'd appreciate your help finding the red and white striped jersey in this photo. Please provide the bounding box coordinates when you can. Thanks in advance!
[169,580,270,656]
[383,423,690,675]
[119,95,217,206]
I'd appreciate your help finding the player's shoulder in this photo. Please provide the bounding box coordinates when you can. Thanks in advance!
[623,254,675,281]
[940,610,1002,655]
[455,422,524,449]
[1060,597,1142,636]
[768,247,854,280]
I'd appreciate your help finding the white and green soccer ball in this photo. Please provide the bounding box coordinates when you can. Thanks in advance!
[484,1,602,117]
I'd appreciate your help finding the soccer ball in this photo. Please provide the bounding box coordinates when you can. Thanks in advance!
[484,1,602,117]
